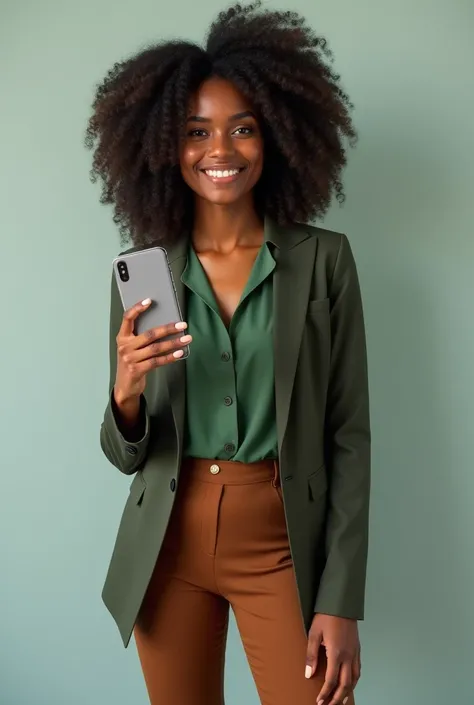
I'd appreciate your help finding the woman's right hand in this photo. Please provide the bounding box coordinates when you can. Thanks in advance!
[113,298,191,408]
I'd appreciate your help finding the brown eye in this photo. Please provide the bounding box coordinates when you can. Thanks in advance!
[233,126,254,136]
[188,129,208,138]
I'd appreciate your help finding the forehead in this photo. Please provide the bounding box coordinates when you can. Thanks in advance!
[188,77,254,117]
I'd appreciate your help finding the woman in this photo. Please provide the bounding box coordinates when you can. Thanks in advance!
[87,3,370,705]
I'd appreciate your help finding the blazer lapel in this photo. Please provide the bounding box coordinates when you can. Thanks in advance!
[267,219,318,456]
[164,240,188,458]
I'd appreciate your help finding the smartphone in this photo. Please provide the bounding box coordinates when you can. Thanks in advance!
[112,247,189,359]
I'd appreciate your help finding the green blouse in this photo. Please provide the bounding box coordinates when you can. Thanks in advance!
[181,241,278,462]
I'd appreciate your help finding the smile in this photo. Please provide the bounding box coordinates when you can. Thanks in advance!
[200,167,246,184]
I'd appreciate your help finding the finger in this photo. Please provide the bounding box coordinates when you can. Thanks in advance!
[305,632,322,680]
[124,334,192,364]
[351,650,361,687]
[134,320,188,349]
[316,650,340,705]
[118,298,152,338]
[135,348,186,373]
[326,660,352,705]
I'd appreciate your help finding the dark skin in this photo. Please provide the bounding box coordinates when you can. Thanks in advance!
[113,76,360,705]
[180,77,265,325]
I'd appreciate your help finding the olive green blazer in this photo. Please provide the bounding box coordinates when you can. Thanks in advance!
[100,219,371,648]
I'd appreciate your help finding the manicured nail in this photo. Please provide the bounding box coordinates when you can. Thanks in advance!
[180,335,192,343]
[317,700,324,705]
[141,298,151,305]
[173,350,184,358]
[305,665,313,679]
[343,698,349,704]
[175,321,187,330]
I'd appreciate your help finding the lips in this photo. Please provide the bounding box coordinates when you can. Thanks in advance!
[200,165,245,176]
[199,166,246,184]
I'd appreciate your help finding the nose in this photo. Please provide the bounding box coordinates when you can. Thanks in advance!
[208,130,235,159]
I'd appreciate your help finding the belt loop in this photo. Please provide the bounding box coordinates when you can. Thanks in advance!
[272,460,280,488]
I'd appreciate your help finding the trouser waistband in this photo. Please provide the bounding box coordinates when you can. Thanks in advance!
[181,457,280,486]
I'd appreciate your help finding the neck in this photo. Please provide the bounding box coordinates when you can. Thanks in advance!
[192,195,264,253]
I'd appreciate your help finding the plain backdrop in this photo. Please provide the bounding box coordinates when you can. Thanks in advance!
[1,0,473,703]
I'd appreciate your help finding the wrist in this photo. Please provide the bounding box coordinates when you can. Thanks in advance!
[314,613,357,623]
[112,388,143,431]
[113,387,140,409]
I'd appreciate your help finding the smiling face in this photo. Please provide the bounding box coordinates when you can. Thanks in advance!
[180,77,264,206]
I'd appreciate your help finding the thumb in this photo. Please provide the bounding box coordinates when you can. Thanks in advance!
[305,631,322,679]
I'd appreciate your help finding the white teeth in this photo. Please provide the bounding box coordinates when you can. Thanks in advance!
[205,169,240,178]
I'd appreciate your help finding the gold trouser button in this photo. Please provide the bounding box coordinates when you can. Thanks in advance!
[209,464,220,475]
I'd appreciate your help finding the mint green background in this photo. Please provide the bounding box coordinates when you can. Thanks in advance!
[1,1,473,703]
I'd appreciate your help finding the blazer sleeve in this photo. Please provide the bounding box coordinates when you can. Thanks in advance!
[99,273,151,475]
[314,233,371,620]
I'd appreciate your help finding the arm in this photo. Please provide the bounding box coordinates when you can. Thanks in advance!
[99,274,151,475]
[315,233,371,620]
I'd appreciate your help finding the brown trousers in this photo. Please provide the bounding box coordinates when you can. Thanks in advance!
[134,458,354,705]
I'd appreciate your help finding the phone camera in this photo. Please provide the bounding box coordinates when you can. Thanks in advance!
[117,261,129,282]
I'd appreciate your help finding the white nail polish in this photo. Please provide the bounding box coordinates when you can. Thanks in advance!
[141,298,151,305]
[305,665,312,679]
[173,350,184,358]
[180,335,192,343]
[175,321,187,330]
[343,698,349,704]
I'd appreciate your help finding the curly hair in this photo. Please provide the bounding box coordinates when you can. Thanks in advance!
[85,1,357,247]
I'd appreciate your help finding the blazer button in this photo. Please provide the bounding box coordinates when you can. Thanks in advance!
[125,445,138,456]
[224,396,233,406]
[170,479,176,492]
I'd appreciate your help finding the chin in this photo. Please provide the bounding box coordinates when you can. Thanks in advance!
[202,190,243,206]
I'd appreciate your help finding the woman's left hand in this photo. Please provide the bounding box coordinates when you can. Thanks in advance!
[305,614,361,705]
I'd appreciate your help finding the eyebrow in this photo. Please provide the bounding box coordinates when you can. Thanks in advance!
[187,110,256,123]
